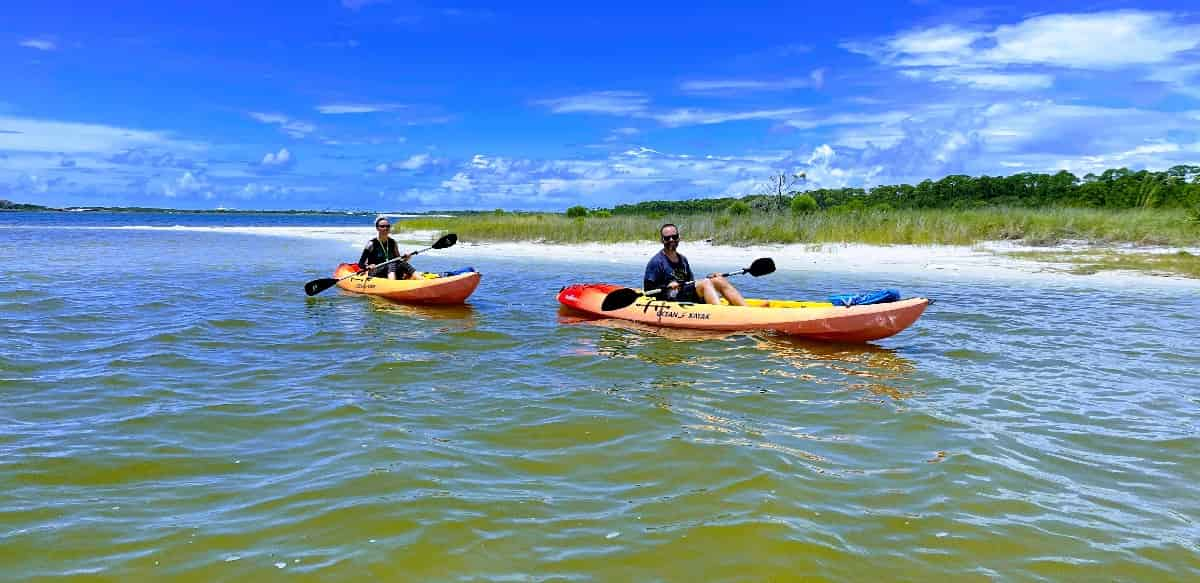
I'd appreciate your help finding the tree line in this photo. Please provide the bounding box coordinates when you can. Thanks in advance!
[606,166,1200,216]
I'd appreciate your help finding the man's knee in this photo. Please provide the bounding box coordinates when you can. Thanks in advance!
[696,280,715,293]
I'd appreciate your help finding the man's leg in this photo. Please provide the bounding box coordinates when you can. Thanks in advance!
[711,276,746,306]
[695,280,720,304]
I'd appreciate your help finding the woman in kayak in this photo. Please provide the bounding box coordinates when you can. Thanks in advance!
[359,216,416,280]
[644,223,745,306]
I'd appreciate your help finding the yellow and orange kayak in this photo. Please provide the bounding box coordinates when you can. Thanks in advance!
[556,283,929,342]
[333,263,481,304]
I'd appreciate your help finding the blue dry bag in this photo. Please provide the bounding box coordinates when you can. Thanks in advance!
[828,288,901,307]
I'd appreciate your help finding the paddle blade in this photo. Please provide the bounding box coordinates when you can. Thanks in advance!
[304,278,339,296]
[747,257,776,277]
[432,233,458,249]
[601,288,643,312]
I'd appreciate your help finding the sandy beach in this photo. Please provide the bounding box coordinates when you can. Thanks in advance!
[68,223,1199,289]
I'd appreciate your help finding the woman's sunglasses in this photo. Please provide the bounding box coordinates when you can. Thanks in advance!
[661,234,679,241]
[377,224,391,230]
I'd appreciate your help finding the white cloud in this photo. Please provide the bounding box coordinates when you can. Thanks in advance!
[604,127,642,142]
[1057,142,1193,176]
[0,115,200,154]
[402,115,455,126]
[535,91,649,115]
[902,70,1054,91]
[537,92,810,128]
[680,69,826,93]
[233,182,326,201]
[441,172,473,192]
[983,11,1200,69]
[647,107,809,127]
[375,153,438,173]
[848,10,1200,94]
[316,103,404,114]
[784,111,913,132]
[260,148,293,166]
[161,171,212,198]
[409,147,790,208]
[394,153,432,170]
[247,112,315,138]
[1146,63,1200,99]
[19,38,57,51]
[341,0,388,10]
[317,39,360,49]
[889,25,981,56]
[248,112,287,124]
[811,99,1200,184]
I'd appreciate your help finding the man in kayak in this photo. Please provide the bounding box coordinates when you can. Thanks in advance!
[359,216,416,280]
[644,224,746,305]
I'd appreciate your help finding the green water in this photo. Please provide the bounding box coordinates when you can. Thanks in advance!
[1,215,1198,581]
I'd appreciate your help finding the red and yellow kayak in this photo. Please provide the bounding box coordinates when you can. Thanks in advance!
[333,263,481,304]
[556,283,929,342]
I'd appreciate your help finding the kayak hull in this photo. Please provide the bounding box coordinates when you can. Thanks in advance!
[333,263,481,304]
[556,283,929,342]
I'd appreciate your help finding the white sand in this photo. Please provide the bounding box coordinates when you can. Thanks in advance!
[66,224,1200,289]
[446,239,1199,289]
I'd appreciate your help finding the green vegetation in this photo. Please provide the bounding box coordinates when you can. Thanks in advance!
[728,201,751,216]
[791,194,818,215]
[611,166,1200,216]
[399,207,1200,247]
[565,205,589,218]
[1008,250,1200,279]
[0,199,52,211]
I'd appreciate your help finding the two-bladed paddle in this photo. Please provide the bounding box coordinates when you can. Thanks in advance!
[304,233,458,296]
[600,257,776,311]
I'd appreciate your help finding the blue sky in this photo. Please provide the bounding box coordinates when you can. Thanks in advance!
[2,1,1199,210]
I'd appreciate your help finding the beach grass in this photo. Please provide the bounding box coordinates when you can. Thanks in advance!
[399,208,1200,247]
[1008,250,1200,279]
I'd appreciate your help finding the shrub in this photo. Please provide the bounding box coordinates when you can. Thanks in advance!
[727,201,751,216]
[593,210,612,218]
[493,208,506,216]
[790,194,818,214]
[566,205,588,218]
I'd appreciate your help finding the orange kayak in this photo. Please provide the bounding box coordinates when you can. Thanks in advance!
[333,263,481,304]
[556,283,929,342]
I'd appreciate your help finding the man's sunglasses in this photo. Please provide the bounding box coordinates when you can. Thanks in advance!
[661,234,679,241]
[377,224,391,230]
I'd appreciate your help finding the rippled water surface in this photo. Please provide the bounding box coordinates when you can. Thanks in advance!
[2,213,1199,580]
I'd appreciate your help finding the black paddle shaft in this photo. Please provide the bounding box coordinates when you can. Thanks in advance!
[600,257,775,311]
[303,233,458,296]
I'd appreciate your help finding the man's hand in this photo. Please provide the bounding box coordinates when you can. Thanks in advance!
[402,253,413,262]
[667,281,681,290]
